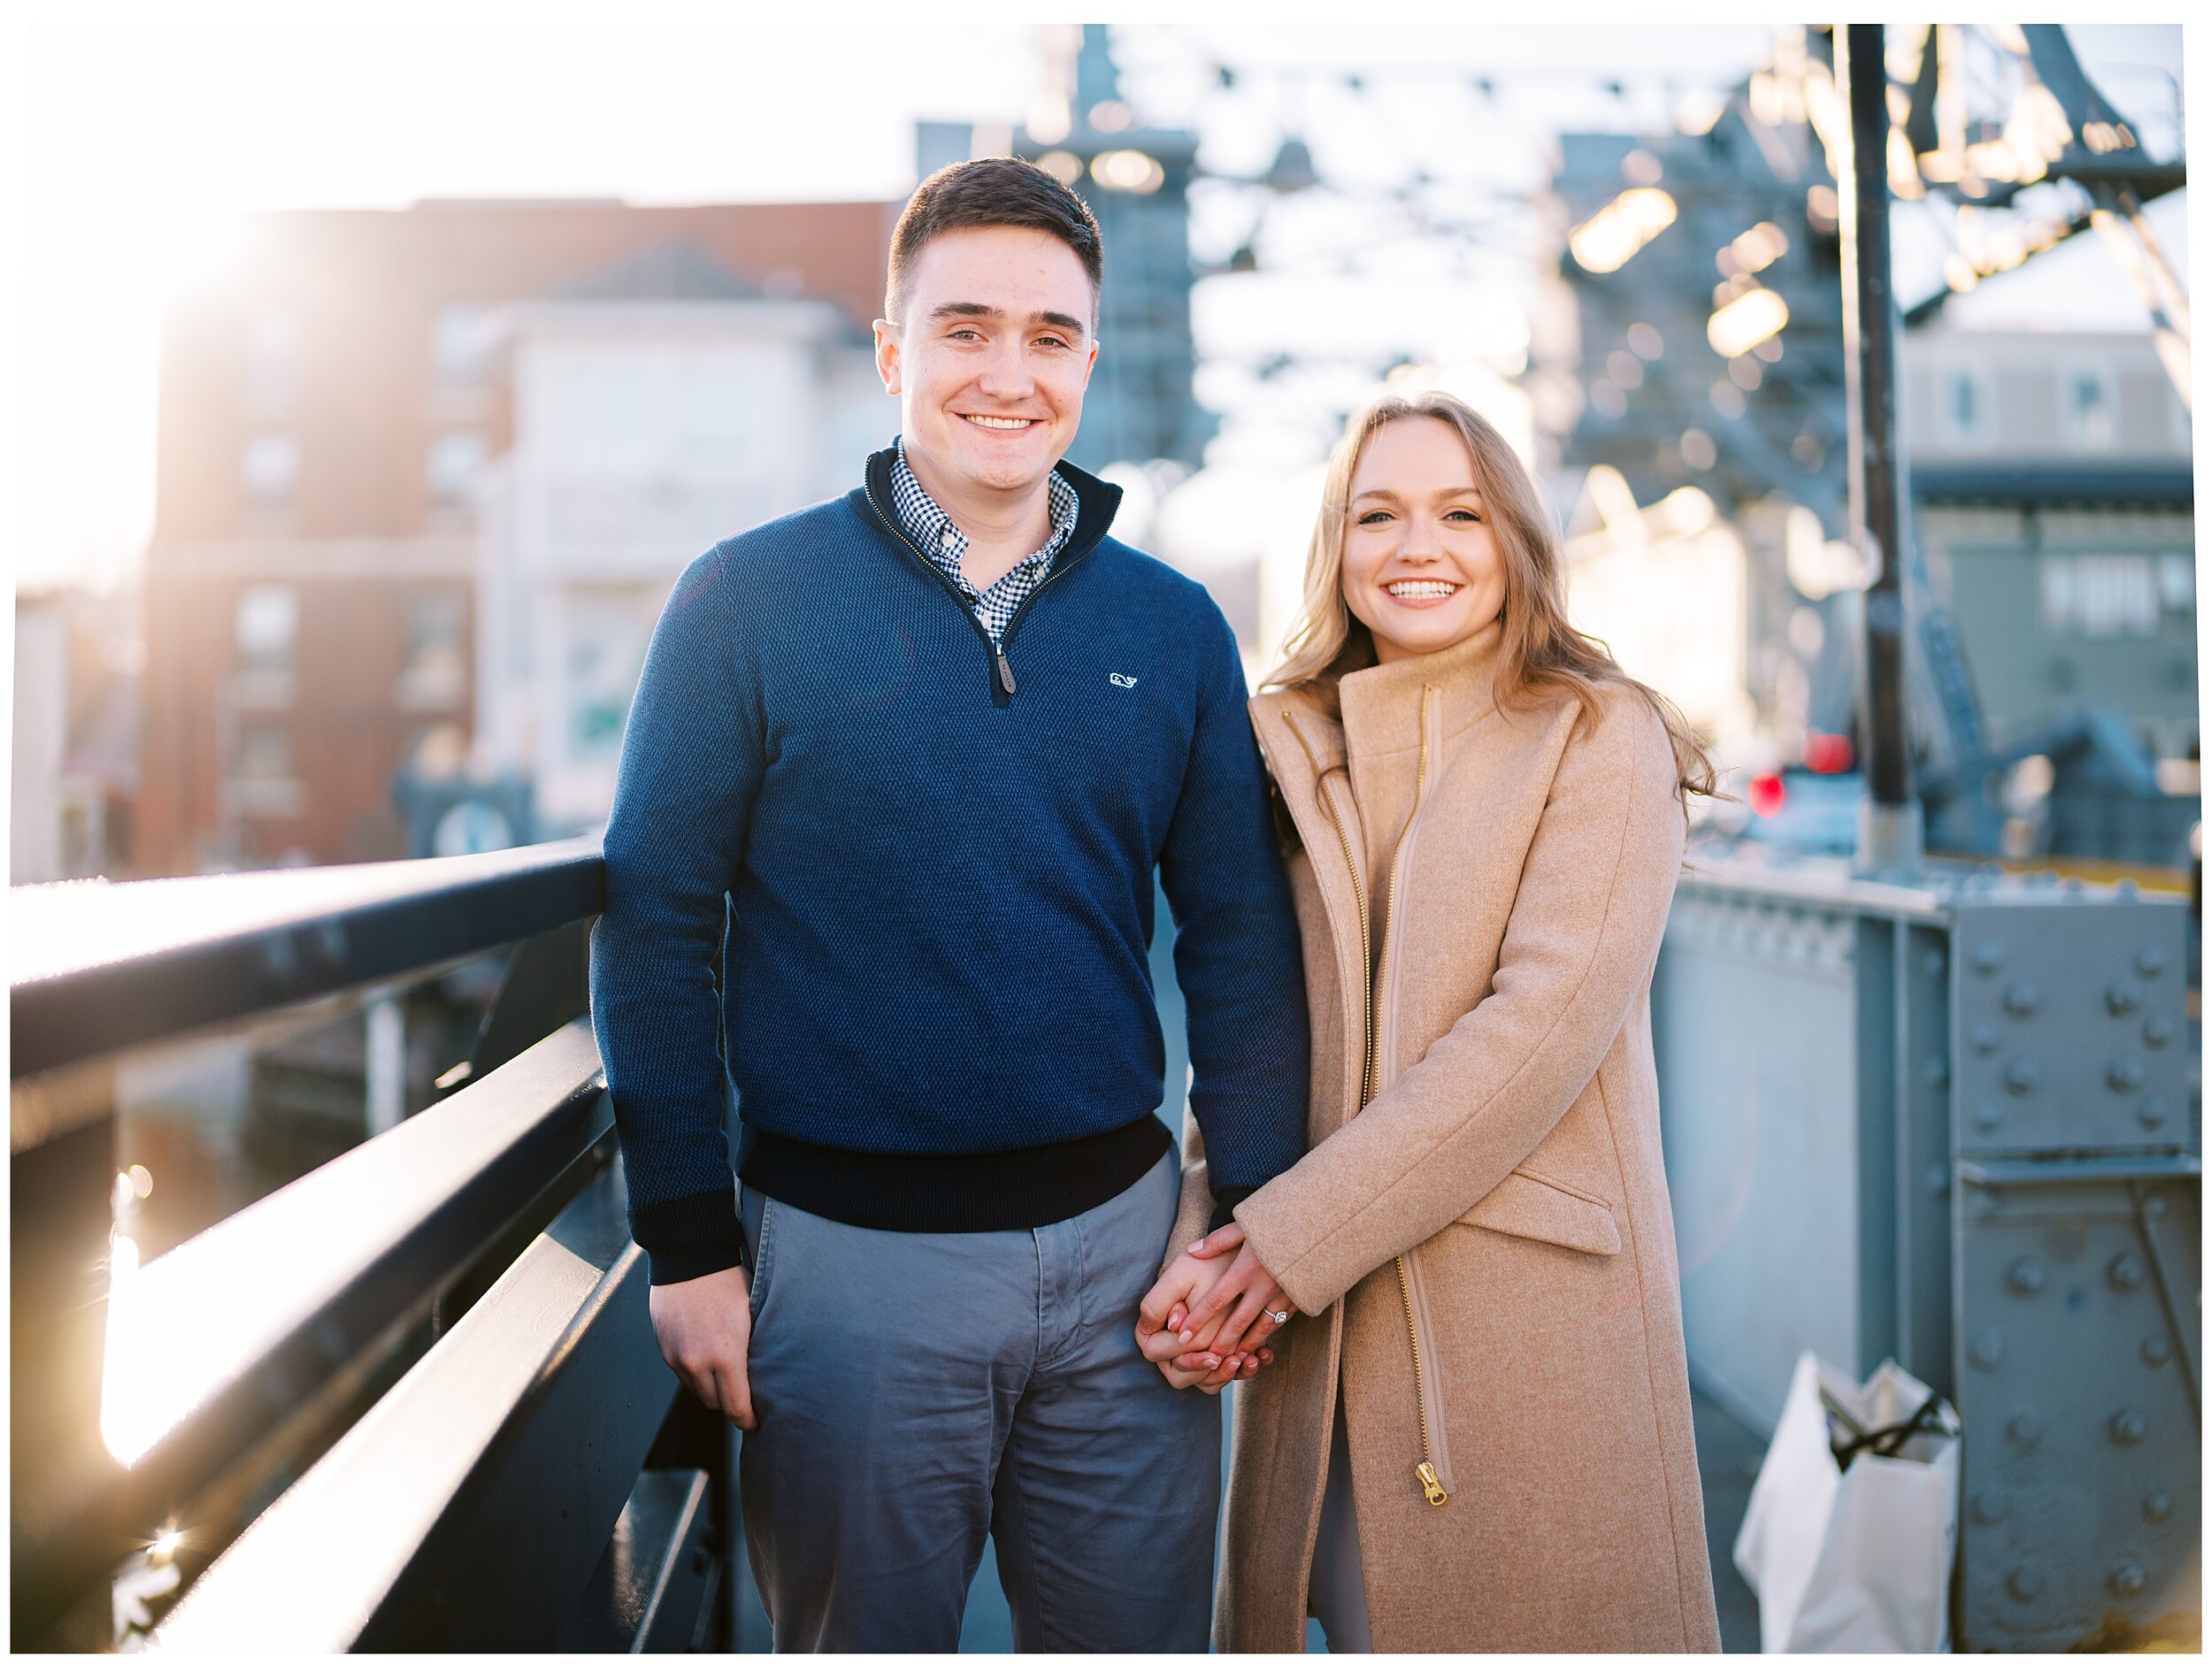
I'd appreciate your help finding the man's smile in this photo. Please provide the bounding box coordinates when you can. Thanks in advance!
[960,413,1042,430]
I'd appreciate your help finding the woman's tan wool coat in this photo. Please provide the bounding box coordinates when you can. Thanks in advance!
[1170,622,1722,1652]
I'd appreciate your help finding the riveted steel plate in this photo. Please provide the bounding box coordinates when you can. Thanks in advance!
[1954,1164,2200,1651]
[1950,898,2191,1156]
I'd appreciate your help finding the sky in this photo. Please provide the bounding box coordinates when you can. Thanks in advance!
[0,12,2191,592]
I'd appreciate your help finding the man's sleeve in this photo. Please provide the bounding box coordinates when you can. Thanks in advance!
[590,546,765,1285]
[1156,604,1310,1226]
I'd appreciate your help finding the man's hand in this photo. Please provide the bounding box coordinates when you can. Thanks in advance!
[648,1262,757,1430]
[1177,1222,1293,1368]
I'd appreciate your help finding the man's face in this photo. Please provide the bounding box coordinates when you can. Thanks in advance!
[874,226,1098,501]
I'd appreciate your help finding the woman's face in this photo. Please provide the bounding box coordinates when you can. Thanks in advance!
[1339,416,1508,665]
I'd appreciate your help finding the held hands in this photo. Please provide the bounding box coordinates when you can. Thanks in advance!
[1134,1222,1294,1394]
[648,1262,758,1430]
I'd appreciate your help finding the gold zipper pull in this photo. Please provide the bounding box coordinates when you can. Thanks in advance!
[1415,1461,1448,1507]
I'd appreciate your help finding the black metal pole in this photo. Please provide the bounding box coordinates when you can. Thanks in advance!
[1837,23,1921,864]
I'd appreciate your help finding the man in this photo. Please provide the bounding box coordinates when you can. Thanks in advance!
[590,157,1309,1651]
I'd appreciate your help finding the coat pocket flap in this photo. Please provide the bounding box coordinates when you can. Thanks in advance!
[1458,1169,1623,1255]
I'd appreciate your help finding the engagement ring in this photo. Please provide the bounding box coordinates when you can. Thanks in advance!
[1266,1309,1290,1324]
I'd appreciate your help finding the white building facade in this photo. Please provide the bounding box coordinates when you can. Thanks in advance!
[476,267,887,834]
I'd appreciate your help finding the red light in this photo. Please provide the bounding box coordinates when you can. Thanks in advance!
[1749,773,1786,817]
[1804,732,1855,773]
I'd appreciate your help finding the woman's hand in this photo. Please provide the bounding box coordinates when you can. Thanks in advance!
[1136,1246,1277,1392]
[1176,1221,1295,1369]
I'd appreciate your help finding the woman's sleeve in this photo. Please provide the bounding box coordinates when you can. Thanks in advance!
[1233,692,1686,1315]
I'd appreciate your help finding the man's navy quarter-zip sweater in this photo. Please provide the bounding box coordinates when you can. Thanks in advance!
[591,449,1310,1284]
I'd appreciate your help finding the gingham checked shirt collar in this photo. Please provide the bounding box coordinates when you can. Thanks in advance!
[890,438,1080,643]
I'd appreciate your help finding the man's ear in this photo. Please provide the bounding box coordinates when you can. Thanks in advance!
[872,319,902,395]
[1079,339,1099,389]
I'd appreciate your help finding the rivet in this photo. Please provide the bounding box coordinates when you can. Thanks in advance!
[1924,1056,1950,1088]
[1972,1024,2001,1055]
[1973,940,2005,974]
[1975,1100,2004,1131]
[2108,1057,2146,1092]
[2007,1410,2043,1449]
[2116,878,2140,901]
[1924,1164,1951,1199]
[2109,1560,2147,1598]
[2138,1097,2170,1129]
[2143,1016,2174,1048]
[1971,1490,2010,1525]
[1970,1330,2007,1369]
[1924,947,1947,978]
[2109,1408,2147,1446]
[2145,1489,2174,1523]
[2004,981,2042,1016]
[2007,1256,2047,1294]
[2142,1334,2172,1368]
[2004,1058,2040,1096]
[2109,1254,2147,1292]
[2137,946,2168,978]
[2107,981,2140,1015]
[2008,1566,2045,1601]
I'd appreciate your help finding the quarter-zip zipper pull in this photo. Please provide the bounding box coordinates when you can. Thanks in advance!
[995,645,1018,695]
[1415,1461,1448,1507]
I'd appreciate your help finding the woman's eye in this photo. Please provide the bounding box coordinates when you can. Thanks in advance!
[1356,510,1393,525]
[1446,509,1483,523]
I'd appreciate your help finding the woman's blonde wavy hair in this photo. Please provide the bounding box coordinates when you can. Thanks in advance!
[1264,389,1717,801]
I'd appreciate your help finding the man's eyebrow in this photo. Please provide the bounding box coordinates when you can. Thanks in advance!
[929,301,1088,336]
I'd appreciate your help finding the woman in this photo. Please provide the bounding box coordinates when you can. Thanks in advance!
[1138,390,1722,1652]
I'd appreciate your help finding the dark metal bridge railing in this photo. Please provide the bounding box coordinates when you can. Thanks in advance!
[10,838,733,1652]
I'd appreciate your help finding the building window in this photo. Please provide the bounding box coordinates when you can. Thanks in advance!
[1942,371,1987,447]
[241,433,299,507]
[2062,368,2116,448]
[433,304,496,389]
[398,592,467,709]
[426,430,488,507]
[563,594,652,763]
[245,313,297,411]
[2040,555,2159,637]
[236,719,293,780]
[235,585,299,675]
[2157,554,2195,614]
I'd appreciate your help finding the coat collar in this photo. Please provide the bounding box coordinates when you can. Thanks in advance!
[859,444,1124,570]
[1340,617,1502,750]
[1258,619,1506,771]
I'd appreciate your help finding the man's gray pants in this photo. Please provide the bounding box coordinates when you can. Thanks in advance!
[736,1150,1218,1652]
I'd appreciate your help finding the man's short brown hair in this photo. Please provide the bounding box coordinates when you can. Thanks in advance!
[885,157,1104,326]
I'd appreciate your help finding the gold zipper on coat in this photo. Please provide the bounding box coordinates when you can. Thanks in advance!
[1397,1260,1448,1506]
[1381,687,1447,1506]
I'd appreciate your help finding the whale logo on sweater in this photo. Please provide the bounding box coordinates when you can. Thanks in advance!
[1110,672,1139,689]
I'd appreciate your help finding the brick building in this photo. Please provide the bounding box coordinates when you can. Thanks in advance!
[139,199,894,873]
